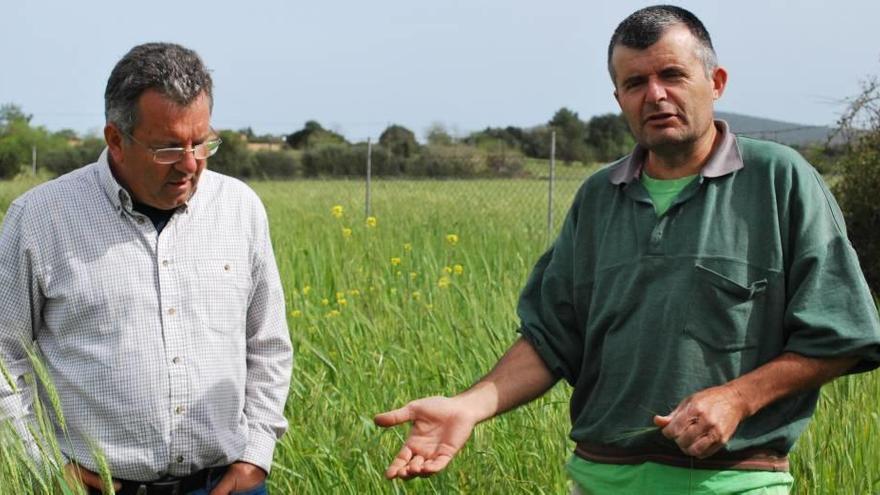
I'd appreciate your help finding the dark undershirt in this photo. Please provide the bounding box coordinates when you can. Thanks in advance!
[132,201,175,234]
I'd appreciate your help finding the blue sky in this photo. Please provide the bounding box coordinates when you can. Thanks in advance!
[2,0,878,141]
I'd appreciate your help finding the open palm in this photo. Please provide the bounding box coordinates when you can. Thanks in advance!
[374,395,478,480]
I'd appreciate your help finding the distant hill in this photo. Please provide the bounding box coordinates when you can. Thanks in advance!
[715,111,838,147]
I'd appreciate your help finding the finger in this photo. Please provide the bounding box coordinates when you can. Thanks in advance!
[408,455,425,475]
[385,445,413,479]
[672,417,706,452]
[685,432,723,459]
[374,405,413,428]
[208,472,236,495]
[77,466,121,491]
[421,454,453,474]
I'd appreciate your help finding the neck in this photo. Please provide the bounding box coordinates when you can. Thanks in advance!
[644,123,719,179]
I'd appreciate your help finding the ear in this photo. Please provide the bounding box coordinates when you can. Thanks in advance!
[104,124,125,165]
[711,66,728,100]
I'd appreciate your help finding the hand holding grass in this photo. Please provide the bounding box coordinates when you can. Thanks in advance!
[653,384,749,459]
[374,396,479,480]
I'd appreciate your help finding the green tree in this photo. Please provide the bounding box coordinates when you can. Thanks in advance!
[833,74,880,294]
[549,107,589,164]
[285,121,347,150]
[425,123,454,146]
[0,103,32,129]
[210,130,255,178]
[379,124,419,158]
[585,113,635,162]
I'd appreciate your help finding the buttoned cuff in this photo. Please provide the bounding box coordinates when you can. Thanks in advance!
[239,429,278,474]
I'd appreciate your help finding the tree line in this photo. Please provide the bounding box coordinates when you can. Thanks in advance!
[0,104,634,181]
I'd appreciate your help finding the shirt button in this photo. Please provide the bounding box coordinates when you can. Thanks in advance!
[162,260,170,267]
[175,405,185,414]
[176,456,184,463]
[172,356,181,364]
[136,217,145,225]
[167,308,176,316]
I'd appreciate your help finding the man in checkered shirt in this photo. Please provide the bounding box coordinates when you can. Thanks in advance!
[0,43,293,494]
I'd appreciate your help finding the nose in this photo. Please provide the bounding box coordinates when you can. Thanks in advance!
[174,149,200,175]
[645,77,667,103]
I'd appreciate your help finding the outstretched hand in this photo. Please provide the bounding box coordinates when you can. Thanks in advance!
[374,396,479,480]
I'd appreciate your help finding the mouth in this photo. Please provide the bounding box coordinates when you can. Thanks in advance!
[166,178,192,189]
[644,112,679,124]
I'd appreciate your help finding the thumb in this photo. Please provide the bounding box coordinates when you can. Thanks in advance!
[374,405,413,427]
[653,414,672,428]
[73,466,122,491]
[208,471,236,495]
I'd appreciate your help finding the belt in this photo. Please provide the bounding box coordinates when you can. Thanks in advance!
[89,466,228,495]
[575,442,790,472]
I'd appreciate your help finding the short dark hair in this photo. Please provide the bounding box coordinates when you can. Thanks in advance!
[607,5,717,84]
[104,42,213,136]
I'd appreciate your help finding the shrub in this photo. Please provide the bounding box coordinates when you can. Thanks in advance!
[42,137,105,176]
[253,150,300,179]
[410,145,483,177]
[833,75,880,294]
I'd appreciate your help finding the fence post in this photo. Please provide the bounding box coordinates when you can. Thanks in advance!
[32,146,37,175]
[547,130,556,246]
[365,138,373,218]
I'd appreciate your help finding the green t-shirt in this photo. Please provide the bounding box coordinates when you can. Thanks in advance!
[640,173,698,216]
[517,124,880,466]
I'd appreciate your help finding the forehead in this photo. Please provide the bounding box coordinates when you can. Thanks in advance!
[135,89,212,138]
[610,26,703,81]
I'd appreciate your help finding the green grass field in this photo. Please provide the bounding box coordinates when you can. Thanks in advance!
[0,175,878,494]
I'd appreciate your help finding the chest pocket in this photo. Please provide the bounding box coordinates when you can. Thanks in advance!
[683,263,767,352]
[193,258,252,334]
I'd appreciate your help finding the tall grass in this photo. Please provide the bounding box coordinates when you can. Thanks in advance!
[0,176,878,494]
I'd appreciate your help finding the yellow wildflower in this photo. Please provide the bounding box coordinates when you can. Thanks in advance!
[443,266,453,274]
[336,291,345,300]
[331,205,344,218]
[320,298,330,306]
[290,310,303,318]
[445,233,459,246]
[437,276,451,289]
[412,291,422,301]
[366,216,378,228]
[453,264,464,275]
[337,298,348,307]
[302,285,312,295]
[326,310,341,318]
[425,303,434,311]
[403,243,413,252]
[409,272,418,280]
[348,289,360,297]
[342,227,352,238]
[390,257,402,266]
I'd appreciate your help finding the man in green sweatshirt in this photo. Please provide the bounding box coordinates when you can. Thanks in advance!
[374,5,880,494]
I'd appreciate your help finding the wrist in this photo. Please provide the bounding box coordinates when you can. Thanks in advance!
[724,382,756,420]
[453,383,500,424]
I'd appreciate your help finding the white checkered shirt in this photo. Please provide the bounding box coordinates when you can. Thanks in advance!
[0,149,292,481]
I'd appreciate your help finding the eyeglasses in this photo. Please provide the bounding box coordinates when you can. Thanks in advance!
[122,130,222,165]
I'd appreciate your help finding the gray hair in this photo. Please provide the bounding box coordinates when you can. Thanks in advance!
[104,42,213,136]
[607,5,718,85]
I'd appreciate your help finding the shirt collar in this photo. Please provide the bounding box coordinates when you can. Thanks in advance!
[96,147,134,214]
[95,146,192,215]
[608,119,743,185]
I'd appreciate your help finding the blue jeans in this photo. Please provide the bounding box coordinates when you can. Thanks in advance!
[190,468,268,495]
